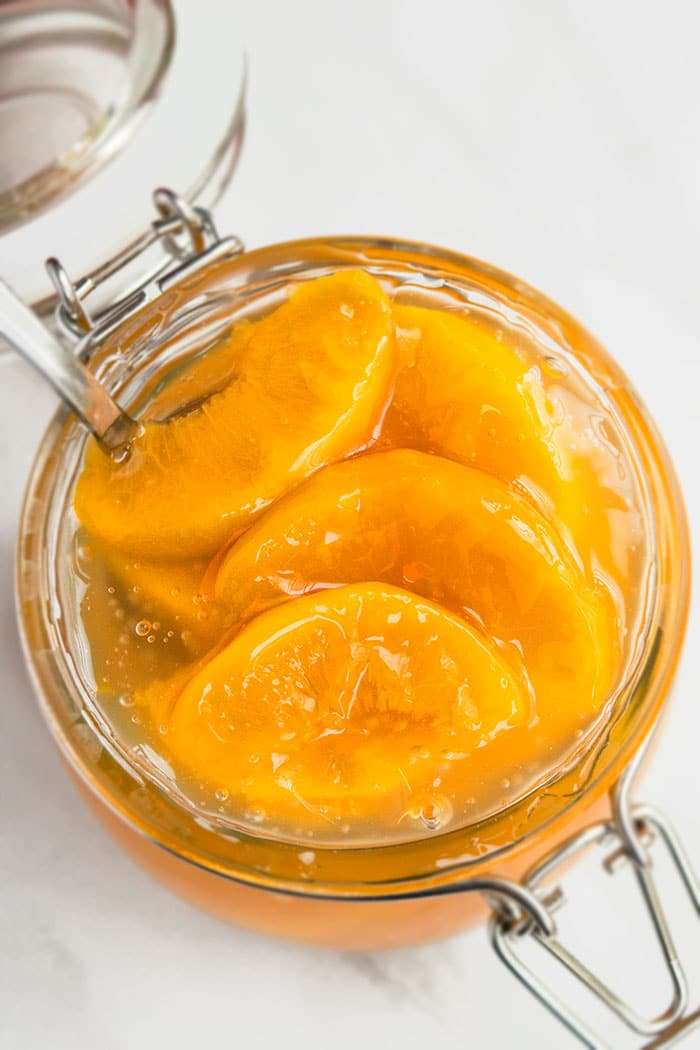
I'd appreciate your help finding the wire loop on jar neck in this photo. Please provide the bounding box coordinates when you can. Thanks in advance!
[45,187,244,341]
[486,743,700,1048]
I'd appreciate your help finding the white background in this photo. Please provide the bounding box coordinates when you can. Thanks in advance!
[2,2,700,1047]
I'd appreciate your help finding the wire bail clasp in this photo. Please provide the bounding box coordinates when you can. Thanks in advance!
[45,188,244,341]
[489,758,700,1049]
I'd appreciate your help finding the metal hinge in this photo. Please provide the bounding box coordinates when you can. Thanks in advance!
[487,756,700,1049]
[46,188,244,342]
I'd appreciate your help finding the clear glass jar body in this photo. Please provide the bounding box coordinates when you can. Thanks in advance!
[16,238,690,950]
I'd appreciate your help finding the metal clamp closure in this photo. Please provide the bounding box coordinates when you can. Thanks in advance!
[45,188,244,341]
[488,771,700,1049]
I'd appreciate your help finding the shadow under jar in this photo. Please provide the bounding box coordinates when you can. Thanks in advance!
[17,237,690,962]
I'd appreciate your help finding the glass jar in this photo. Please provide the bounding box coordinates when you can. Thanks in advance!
[6,7,697,1032]
[17,234,692,977]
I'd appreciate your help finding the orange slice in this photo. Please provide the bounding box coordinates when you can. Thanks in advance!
[215,449,617,714]
[158,583,526,820]
[74,270,395,560]
[383,304,636,581]
[384,304,568,503]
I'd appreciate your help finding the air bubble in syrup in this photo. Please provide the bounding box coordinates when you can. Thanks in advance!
[418,793,453,831]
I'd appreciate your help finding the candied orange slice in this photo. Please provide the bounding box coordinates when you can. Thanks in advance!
[384,305,567,499]
[215,449,616,713]
[382,305,632,579]
[143,332,242,424]
[74,270,395,560]
[160,583,526,818]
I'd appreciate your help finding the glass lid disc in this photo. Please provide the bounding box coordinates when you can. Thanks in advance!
[0,0,245,316]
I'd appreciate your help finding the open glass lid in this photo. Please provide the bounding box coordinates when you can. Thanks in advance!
[0,0,245,320]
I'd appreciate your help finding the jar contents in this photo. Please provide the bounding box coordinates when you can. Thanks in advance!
[73,270,644,845]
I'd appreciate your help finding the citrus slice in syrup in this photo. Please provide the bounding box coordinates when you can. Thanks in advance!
[214,448,617,716]
[75,270,395,559]
[160,582,526,821]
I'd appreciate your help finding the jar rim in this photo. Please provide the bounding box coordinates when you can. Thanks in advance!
[15,235,692,898]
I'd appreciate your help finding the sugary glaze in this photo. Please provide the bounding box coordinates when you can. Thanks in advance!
[74,270,644,845]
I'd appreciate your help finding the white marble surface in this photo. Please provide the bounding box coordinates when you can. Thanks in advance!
[2,2,700,1047]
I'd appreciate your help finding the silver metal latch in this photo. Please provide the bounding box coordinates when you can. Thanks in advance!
[488,758,700,1049]
[45,188,244,341]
